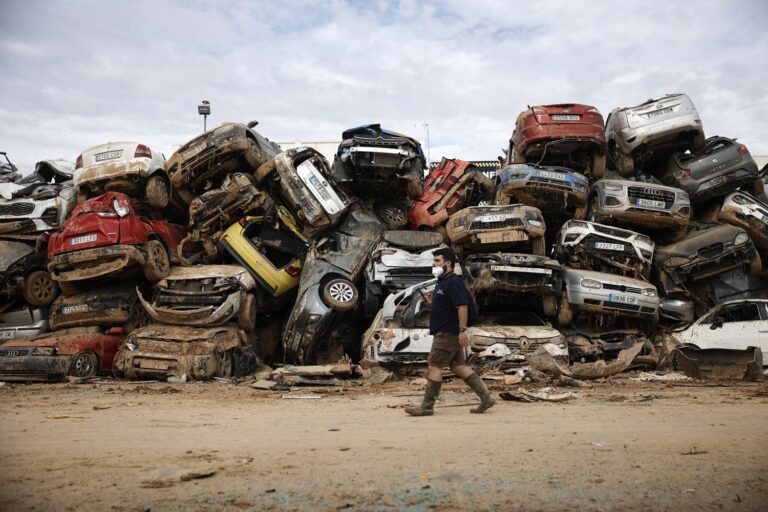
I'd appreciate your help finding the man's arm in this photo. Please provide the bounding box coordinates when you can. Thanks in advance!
[457,305,469,347]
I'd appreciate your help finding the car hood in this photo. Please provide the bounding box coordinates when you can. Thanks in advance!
[1,327,102,348]
[655,224,743,258]
[157,264,255,289]
[465,252,560,269]
[0,240,35,271]
[127,323,242,344]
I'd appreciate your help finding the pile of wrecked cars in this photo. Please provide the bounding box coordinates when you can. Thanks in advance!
[2,91,768,385]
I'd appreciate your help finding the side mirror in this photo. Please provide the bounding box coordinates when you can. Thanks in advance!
[709,317,724,330]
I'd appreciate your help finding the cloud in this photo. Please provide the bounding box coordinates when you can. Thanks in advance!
[0,0,766,172]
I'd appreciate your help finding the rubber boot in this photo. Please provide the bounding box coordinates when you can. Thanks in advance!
[405,380,441,416]
[464,373,496,413]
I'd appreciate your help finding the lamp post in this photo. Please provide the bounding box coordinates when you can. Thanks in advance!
[198,100,211,132]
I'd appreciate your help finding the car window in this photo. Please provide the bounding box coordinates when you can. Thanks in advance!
[702,303,761,324]
[245,222,305,269]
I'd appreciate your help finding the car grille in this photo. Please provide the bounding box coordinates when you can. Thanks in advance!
[602,283,642,294]
[529,176,569,186]
[603,301,641,312]
[0,203,35,216]
[469,217,524,231]
[474,271,552,288]
[155,291,228,309]
[0,347,35,357]
[698,243,724,259]
[382,352,428,363]
[0,219,36,234]
[387,267,432,276]
[582,235,637,257]
[591,223,631,238]
[628,187,675,208]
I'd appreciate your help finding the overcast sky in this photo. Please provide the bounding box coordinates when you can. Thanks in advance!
[1,0,767,172]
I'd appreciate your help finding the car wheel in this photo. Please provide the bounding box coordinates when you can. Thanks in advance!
[237,293,257,331]
[70,351,98,378]
[747,178,765,197]
[748,251,762,275]
[145,174,170,209]
[216,349,234,378]
[556,291,572,326]
[253,159,277,183]
[322,278,358,312]
[572,205,587,220]
[590,152,605,179]
[375,202,407,229]
[614,146,634,177]
[143,240,170,282]
[58,280,83,296]
[531,237,545,256]
[512,144,525,163]
[23,270,58,307]
[542,295,557,317]
[587,197,600,223]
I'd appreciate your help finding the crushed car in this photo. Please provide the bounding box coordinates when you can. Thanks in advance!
[506,103,606,178]
[0,151,21,183]
[332,124,426,199]
[166,121,281,206]
[605,93,705,176]
[113,322,257,380]
[495,163,589,220]
[566,329,657,369]
[47,192,188,293]
[0,300,48,341]
[446,204,547,258]
[254,147,353,236]
[74,142,170,209]
[0,326,127,381]
[1,239,59,307]
[717,191,768,256]
[49,284,147,332]
[553,220,654,279]
[407,158,495,231]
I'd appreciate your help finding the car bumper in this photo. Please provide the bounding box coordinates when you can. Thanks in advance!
[499,180,587,209]
[659,243,756,284]
[138,289,243,326]
[718,207,768,252]
[0,355,73,382]
[619,117,702,154]
[364,328,435,365]
[282,285,333,364]
[48,245,146,282]
[685,168,758,203]
[567,287,658,317]
[113,342,224,380]
[595,205,689,230]
[76,161,151,190]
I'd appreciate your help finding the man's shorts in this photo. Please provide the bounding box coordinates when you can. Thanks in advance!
[427,333,466,367]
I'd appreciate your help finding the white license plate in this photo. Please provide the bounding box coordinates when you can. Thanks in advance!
[551,114,580,121]
[0,331,14,339]
[645,107,674,119]
[760,214,768,223]
[490,265,552,275]
[595,242,625,251]
[94,150,123,162]
[479,214,505,223]
[69,234,97,246]
[182,141,207,160]
[539,171,563,180]
[608,294,637,304]
[636,198,665,208]
[61,304,89,315]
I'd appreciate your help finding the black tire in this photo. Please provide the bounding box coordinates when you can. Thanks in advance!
[237,293,257,331]
[58,280,83,296]
[216,349,234,378]
[142,240,170,282]
[613,145,634,177]
[23,270,58,307]
[590,152,605,179]
[70,351,98,378]
[748,252,762,275]
[587,197,600,223]
[375,203,408,229]
[145,174,170,209]
[557,291,573,326]
[542,295,557,317]
[321,278,358,311]
[531,237,545,256]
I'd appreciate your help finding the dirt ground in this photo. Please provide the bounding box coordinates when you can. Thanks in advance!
[1,374,767,511]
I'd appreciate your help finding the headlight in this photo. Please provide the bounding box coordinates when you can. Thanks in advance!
[113,198,130,217]
[665,256,690,267]
[505,172,528,180]
[642,288,657,297]
[734,232,749,246]
[528,220,543,227]
[640,249,652,259]
[580,278,603,289]
[604,183,624,192]
[731,194,747,205]
[307,313,322,324]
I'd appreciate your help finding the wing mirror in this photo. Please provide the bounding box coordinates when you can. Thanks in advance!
[710,317,724,330]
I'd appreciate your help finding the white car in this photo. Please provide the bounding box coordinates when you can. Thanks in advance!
[718,190,768,256]
[74,142,169,208]
[671,300,768,362]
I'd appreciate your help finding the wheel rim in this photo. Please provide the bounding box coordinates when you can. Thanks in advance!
[383,207,403,224]
[329,282,354,303]
[218,350,233,377]
[152,244,168,273]
[73,353,95,377]
[32,275,55,302]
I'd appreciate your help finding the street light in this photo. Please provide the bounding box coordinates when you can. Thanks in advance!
[198,100,211,132]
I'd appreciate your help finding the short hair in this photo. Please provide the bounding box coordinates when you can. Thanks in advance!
[433,247,457,266]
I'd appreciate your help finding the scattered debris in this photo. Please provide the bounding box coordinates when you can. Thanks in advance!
[499,387,577,403]
[673,346,764,381]
[631,372,692,382]
[281,394,323,399]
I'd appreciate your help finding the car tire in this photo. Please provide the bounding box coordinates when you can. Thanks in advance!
[145,174,170,209]
[70,351,98,378]
[143,240,170,282]
[216,349,234,378]
[542,295,557,317]
[237,293,257,331]
[587,197,600,223]
[322,278,358,312]
[531,236,545,256]
[253,159,277,183]
[512,144,525,163]
[748,252,762,275]
[556,291,572,326]
[614,146,634,177]
[58,280,83,296]
[590,152,605,179]
[23,270,58,307]
[375,202,408,229]
[747,178,765,197]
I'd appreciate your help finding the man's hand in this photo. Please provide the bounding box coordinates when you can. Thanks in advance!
[458,331,469,347]
[422,293,432,306]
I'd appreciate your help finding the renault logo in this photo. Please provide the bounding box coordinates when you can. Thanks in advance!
[519,337,530,350]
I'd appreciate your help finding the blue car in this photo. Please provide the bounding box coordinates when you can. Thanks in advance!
[495,163,589,219]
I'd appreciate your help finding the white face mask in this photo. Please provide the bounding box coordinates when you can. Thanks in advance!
[432,266,444,278]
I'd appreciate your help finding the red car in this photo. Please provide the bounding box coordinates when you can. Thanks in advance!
[0,327,126,381]
[407,158,494,231]
[47,192,187,294]
[507,104,607,178]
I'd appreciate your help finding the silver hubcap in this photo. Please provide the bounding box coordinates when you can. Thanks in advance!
[329,282,354,303]
[74,354,94,377]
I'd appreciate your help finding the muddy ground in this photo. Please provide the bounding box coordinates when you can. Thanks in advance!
[1,375,767,511]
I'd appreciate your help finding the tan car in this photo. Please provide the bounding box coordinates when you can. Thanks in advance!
[446,204,546,258]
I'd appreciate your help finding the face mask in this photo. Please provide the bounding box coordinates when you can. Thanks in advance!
[432,266,444,278]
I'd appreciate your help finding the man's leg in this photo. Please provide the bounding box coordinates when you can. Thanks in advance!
[451,362,496,414]
[405,364,442,417]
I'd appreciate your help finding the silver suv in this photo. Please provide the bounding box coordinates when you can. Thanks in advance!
[587,179,690,241]
[605,93,704,176]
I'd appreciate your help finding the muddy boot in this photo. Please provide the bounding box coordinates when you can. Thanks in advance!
[464,373,496,414]
[405,380,441,416]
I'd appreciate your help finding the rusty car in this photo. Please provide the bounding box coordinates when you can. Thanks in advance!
[566,329,657,369]
[49,283,147,332]
[446,204,546,257]
[1,239,59,307]
[0,300,48,341]
[717,191,768,257]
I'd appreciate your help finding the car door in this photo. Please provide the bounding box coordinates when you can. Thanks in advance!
[695,302,768,355]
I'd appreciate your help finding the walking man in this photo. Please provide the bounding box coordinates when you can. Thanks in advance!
[405,247,496,416]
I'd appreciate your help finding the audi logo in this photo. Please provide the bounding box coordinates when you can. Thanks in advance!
[643,188,665,195]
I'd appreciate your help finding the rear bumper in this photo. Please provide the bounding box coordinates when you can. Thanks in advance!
[0,355,72,382]
[686,168,757,203]
[114,345,223,380]
[48,245,146,282]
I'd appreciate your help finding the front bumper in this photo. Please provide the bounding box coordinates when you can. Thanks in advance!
[114,341,225,380]
[567,287,659,318]
[0,355,72,382]
[48,245,146,282]
[659,242,756,285]
[138,288,243,326]
[282,285,333,364]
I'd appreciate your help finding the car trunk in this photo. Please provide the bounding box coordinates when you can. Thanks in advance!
[625,96,690,129]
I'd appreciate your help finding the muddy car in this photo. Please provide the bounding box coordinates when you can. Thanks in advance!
[363,230,445,317]
[166,121,281,206]
[407,158,495,231]
[587,179,690,241]
[468,312,569,372]
[255,147,353,236]
[138,265,257,329]
[113,323,257,380]
[0,301,48,342]
[47,192,188,293]
[708,268,768,305]
[495,163,589,220]
[506,103,606,178]
[462,253,563,319]
[1,239,59,307]
[566,329,657,368]
[660,136,760,203]
[446,205,546,257]
[653,223,761,298]
[74,142,170,209]
[562,268,660,329]
[605,93,705,176]
[0,151,21,183]
[179,172,275,262]
[0,326,126,381]
[49,284,147,332]
[283,202,384,364]
[332,124,426,199]
[553,220,654,279]
[0,159,76,236]
[718,191,768,256]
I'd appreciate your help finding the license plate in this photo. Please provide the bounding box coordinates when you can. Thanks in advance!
[308,174,332,201]
[636,198,665,208]
[595,242,625,251]
[608,294,637,304]
[60,304,89,315]
[645,107,674,119]
[551,114,580,121]
[539,171,563,180]
[479,214,505,223]
[182,141,207,160]
[94,150,123,162]
[490,265,552,275]
[69,234,97,246]
[140,359,170,370]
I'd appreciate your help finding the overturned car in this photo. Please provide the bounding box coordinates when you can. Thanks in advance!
[495,163,589,220]
[718,191,768,257]
[1,239,59,307]
[0,301,48,342]
[446,204,546,257]
[48,284,147,332]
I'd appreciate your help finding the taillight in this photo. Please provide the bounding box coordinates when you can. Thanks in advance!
[134,144,152,158]
[681,169,691,178]
[737,145,749,156]
[381,249,397,256]
[75,154,83,169]
[106,327,126,335]
[285,265,301,277]
[239,217,248,227]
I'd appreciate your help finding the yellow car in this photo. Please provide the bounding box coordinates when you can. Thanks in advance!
[218,205,308,298]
